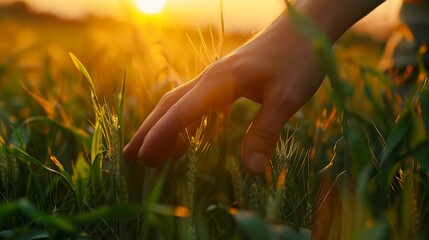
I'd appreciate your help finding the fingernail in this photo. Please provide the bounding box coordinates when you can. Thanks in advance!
[248,152,267,174]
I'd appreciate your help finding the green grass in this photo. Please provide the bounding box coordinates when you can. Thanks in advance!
[1,3,429,240]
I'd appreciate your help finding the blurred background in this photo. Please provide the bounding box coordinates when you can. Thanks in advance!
[0,0,405,157]
[3,2,428,239]
[0,0,403,35]
[0,0,401,135]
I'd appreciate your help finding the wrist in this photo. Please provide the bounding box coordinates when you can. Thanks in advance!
[295,0,384,42]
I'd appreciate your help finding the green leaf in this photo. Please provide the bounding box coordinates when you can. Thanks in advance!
[409,110,425,147]
[1,199,76,233]
[73,154,90,211]
[411,140,429,170]
[381,111,411,165]
[69,52,101,116]
[71,204,145,225]
[0,229,50,240]
[91,121,103,164]
[119,72,126,114]
[115,73,126,155]
[376,111,412,208]
[360,67,389,121]
[49,154,74,191]
[71,203,183,226]
[17,199,75,232]
[142,161,172,239]
[145,161,172,207]
[420,90,429,135]
[2,147,75,196]
[10,125,30,150]
[90,153,103,198]
[343,117,374,176]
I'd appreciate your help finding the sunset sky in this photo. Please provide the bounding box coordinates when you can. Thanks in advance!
[1,0,403,38]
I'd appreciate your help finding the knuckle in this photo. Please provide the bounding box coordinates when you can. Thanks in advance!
[202,57,242,99]
[249,124,279,146]
[206,55,241,80]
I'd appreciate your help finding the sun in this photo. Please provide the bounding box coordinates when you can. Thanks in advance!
[136,0,167,14]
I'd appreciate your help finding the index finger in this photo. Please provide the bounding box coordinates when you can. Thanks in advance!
[138,67,236,165]
[123,79,198,161]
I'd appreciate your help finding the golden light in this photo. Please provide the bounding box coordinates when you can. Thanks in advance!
[136,0,167,14]
[174,206,190,218]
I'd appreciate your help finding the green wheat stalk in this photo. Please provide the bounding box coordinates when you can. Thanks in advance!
[184,116,210,240]
[70,53,128,204]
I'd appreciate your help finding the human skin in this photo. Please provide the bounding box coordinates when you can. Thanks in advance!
[123,0,385,174]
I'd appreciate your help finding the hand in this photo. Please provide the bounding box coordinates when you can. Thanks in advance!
[123,13,325,174]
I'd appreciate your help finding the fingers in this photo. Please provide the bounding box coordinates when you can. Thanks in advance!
[123,79,198,162]
[242,99,296,175]
[138,71,235,166]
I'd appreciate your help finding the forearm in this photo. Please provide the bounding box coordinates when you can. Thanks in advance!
[296,0,385,42]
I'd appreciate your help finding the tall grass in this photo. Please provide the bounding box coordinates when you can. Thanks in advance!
[1,2,429,239]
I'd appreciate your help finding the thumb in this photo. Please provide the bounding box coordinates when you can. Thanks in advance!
[242,104,290,175]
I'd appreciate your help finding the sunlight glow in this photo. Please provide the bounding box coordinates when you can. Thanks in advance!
[136,0,167,14]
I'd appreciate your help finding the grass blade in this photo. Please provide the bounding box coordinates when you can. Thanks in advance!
[69,52,101,115]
